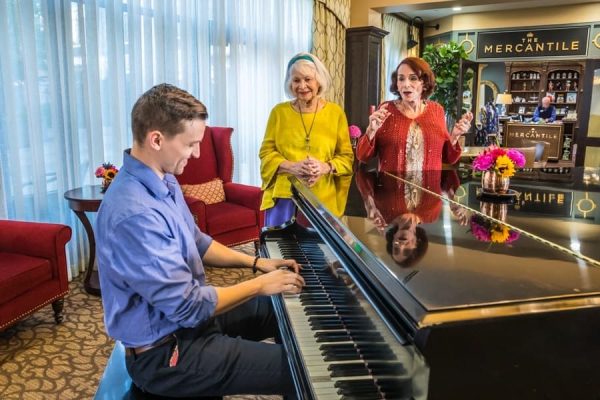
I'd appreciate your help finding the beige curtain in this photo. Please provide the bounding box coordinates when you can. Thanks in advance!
[380,15,420,101]
[312,0,350,105]
[381,14,411,101]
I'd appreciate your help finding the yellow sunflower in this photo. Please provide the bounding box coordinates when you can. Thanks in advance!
[494,155,516,178]
[104,169,117,180]
[490,224,510,243]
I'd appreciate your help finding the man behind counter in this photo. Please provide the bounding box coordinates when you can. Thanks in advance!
[532,96,557,123]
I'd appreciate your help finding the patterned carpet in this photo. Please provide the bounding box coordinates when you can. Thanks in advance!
[0,244,280,400]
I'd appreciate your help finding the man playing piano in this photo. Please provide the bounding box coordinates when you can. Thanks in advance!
[95,83,304,398]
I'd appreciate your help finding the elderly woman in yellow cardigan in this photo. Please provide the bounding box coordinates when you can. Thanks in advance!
[259,52,354,226]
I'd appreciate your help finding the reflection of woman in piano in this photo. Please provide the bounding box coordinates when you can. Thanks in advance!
[385,213,429,267]
[356,169,461,267]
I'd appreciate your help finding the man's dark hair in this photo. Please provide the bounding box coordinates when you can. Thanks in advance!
[131,83,208,144]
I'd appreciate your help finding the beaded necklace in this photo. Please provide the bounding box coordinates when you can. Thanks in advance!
[297,99,318,152]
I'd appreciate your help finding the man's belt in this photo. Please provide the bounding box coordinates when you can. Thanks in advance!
[125,334,176,357]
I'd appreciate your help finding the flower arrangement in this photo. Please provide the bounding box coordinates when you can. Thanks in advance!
[472,146,526,178]
[95,162,119,192]
[349,125,362,149]
[349,125,362,139]
[470,215,520,244]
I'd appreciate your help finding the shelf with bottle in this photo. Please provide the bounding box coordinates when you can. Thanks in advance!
[546,69,579,92]
[510,70,540,92]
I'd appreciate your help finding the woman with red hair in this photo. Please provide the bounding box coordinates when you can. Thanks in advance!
[356,57,473,171]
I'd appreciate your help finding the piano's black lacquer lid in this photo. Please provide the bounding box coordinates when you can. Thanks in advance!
[291,167,600,326]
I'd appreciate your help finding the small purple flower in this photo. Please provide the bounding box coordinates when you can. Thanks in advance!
[506,149,526,168]
[349,125,362,139]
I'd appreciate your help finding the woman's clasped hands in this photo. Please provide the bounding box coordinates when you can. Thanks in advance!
[292,155,331,187]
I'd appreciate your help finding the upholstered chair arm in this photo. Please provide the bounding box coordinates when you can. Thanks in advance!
[183,197,208,232]
[223,183,261,209]
[223,183,264,229]
[0,220,71,260]
[0,220,71,289]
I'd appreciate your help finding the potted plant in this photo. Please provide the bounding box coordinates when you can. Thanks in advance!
[422,41,473,128]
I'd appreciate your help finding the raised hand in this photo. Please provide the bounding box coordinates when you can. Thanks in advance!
[366,104,391,140]
[450,111,473,145]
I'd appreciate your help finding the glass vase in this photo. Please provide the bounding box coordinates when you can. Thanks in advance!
[481,170,510,194]
[480,201,508,222]
[100,178,111,193]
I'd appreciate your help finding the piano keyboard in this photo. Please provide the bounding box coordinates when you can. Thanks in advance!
[264,234,429,400]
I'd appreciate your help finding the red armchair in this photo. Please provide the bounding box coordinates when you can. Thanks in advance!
[0,219,72,331]
[176,126,263,247]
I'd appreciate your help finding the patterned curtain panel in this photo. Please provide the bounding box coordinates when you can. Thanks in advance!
[312,0,350,106]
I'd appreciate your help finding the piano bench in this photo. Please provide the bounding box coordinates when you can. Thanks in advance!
[95,342,222,400]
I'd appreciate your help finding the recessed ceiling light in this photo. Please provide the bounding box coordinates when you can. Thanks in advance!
[453,7,462,11]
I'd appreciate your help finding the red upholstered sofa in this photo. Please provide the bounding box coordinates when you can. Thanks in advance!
[0,219,72,331]
[176,126,263,247]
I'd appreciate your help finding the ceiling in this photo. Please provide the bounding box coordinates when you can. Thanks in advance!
[391,0,600,22]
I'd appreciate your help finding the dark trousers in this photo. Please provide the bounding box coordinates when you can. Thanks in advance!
[125,296,296,398]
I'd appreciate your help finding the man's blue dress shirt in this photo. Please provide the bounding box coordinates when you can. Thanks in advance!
[96,150,217,347]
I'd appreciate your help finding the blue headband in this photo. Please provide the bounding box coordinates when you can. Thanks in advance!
[287,54,314,70]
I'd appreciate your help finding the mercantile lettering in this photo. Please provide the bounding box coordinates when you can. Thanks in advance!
[508,132,559,140]
[484,41,579,54]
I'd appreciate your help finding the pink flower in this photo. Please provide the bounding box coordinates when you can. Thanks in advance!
[472,152,495,171]
[469,215,520,245]
[95,167,105,178]
[349,125,362,139]
[471,145,525,175]
[470,219,491,241]
[506,149,526,168]
[506,230,520,243]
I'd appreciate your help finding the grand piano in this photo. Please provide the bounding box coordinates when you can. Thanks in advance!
[260,166,600,400]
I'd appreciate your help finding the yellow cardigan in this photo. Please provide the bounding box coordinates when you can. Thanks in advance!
[259,101,354,214]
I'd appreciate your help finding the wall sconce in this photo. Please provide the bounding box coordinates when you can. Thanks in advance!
[407,16,440,49]
[495,92,513,116]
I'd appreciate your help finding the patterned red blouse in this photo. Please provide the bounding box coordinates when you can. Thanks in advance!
[356,100,462,171]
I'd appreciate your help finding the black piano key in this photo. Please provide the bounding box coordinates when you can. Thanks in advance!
[341,393,382,400]
[310,317,374,326]
[367,362,407,375]
[323,352,361,361]
[315,332,352,342]
[328,362,370,377]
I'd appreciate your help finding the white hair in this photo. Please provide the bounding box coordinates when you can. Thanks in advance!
[284,52,332,99]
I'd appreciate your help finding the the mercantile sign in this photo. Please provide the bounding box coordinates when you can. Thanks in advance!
[505,123,563,160]
[477,27,589,59]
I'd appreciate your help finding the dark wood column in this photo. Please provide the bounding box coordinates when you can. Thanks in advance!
[345,26,388,131]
